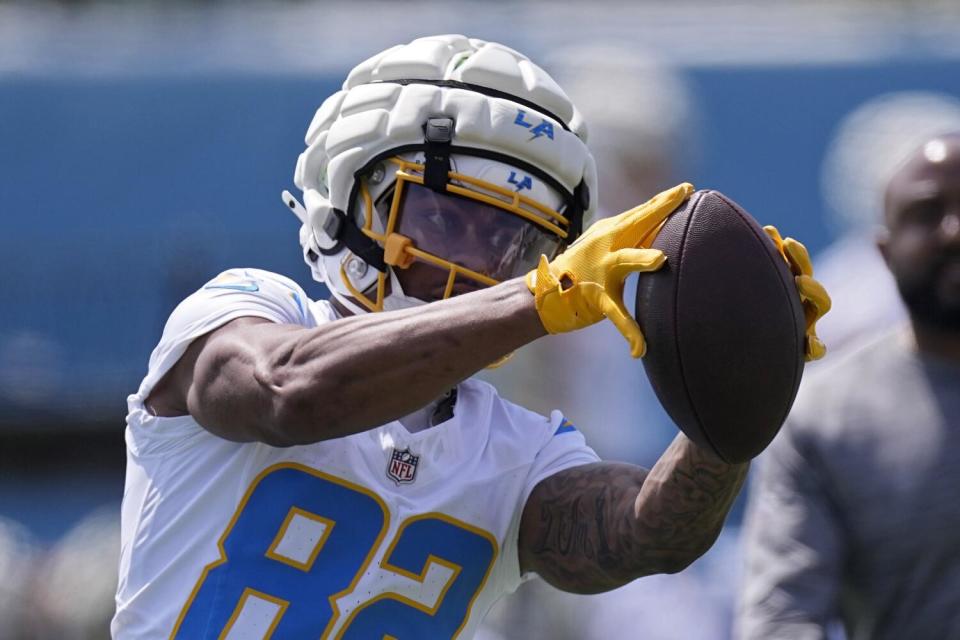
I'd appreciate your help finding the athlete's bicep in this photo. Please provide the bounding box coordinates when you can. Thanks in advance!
[145,317,269,421]
[518,461,651,594]
[145,317,271,420]
[186,317,316,444]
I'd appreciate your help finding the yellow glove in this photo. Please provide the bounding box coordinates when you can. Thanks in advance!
[526,182,694,358]
[763,226,832,361]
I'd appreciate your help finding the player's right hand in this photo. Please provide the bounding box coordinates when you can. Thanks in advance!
[525,182,694,358]
[763,225,832,361]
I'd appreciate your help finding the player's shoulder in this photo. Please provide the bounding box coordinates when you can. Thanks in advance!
[458,378,580,458]
[134,269,320,404]
[783,328,911,451]
[462,378,554,433]
[165,268,315,332]
[206,268,304,293]
[793,329,908,409]
[200,268,311,311]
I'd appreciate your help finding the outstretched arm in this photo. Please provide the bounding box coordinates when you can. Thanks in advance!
[516,222,829,594]
[149,278,544,446]
[518,433,748,594]
[150,185,692,447]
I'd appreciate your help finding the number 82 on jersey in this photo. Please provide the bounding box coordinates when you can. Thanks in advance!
[172,463,498,639]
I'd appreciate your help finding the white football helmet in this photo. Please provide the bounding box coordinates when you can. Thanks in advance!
[283,34,598,314]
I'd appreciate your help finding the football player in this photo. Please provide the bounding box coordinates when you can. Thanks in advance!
[112,35,829,638]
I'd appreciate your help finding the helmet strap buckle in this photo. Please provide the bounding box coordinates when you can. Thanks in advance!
[423,117,455,193]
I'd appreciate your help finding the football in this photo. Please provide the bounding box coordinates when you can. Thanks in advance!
[634,190,806,463]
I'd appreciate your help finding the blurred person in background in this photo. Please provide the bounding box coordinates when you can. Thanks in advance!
[112,35,827,639]
[481,45,735,640]
[30,507,120,640]
[736,132,960,639]
[0,517,40,640]
[814,92,960,355]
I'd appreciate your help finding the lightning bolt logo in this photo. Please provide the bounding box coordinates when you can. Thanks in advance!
[514,109,555,141]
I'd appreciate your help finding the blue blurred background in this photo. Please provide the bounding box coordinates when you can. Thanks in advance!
[2,1,959,637]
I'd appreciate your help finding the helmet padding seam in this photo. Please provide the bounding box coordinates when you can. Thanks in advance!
[369,79,573,132]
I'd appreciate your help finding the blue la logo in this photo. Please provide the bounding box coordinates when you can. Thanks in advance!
[507,171,533,191]
[514,109,555,141]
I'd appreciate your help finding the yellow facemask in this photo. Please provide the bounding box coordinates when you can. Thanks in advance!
[340,156,574,311]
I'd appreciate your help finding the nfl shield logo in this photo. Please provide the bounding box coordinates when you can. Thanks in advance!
[387,448,419,485]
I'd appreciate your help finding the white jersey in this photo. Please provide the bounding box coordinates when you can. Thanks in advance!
[112,268,598,639]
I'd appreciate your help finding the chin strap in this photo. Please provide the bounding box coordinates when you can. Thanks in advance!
[327,209,388,272]
[283,189,388,273]
[323,117,456,274]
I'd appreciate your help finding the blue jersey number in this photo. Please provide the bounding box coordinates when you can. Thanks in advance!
[171,463,497,639]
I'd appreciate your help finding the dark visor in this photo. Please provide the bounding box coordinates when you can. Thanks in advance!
[379,182,564,282]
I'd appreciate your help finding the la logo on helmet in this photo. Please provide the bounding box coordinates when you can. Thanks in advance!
[508,171,534,192]
[514,110,555,140]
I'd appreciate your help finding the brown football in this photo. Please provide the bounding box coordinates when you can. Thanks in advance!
[634,190,806,463]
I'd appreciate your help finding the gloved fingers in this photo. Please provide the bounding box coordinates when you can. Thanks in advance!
[796,275,829,362]
[618,183,694,225]
[765,226,815,278]
[596,289,648,359]
[608,248,667,281]
[795,274,832,318]
[613,183,694,249]
[641,182,695,215]
[783,237,813,277]
[763,225,785,254]
[806,332,827,362]
[763,226,831,362]
[526,254,557,295]
[570,214,610,247]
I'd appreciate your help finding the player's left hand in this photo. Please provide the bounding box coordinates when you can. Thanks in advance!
[763,226,831,361]
[526,182,694,358]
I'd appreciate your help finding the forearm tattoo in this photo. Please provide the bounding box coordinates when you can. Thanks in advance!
[519,435,748,594]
